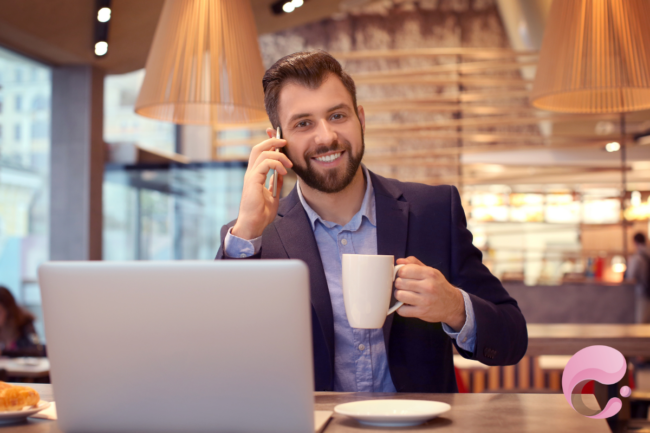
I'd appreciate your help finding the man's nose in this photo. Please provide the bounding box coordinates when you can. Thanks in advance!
[313,119,337,146]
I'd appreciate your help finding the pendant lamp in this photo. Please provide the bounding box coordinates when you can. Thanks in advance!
[530,0,650,113]
[135,0,267,125]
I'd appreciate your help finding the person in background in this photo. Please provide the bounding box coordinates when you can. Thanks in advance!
[628,233,650,323]
[0,286,44,357]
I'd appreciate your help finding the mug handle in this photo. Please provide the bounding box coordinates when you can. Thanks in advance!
[386,264,405,316]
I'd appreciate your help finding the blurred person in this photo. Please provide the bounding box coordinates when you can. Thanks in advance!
[0,286,44,357]
[628,233,650,323]
[216,51,527,393]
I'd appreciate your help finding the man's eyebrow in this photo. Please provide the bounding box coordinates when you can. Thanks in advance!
[286,103,353,125]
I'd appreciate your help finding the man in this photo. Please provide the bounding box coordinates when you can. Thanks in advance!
[216,51,527,393]
[628,233,650,323]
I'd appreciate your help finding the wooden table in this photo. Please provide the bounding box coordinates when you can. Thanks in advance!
[0,384,610,432]
[526,324,650,357]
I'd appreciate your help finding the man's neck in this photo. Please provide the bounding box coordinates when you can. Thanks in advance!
[299,167,366,226]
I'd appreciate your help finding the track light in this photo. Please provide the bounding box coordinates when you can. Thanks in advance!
[271,0,305,15]
[94,0,111,57]
[605,141,621,152]
[97,7,111,23]
[95,41,108,56]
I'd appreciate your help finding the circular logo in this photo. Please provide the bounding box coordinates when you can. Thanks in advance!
[562,345,628,419]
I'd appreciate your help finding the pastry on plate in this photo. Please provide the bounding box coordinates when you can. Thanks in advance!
[0,382,40,412]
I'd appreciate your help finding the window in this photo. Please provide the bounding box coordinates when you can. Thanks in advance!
[31,121,48,140]
[0,46,51,341]
[104,70,175,153]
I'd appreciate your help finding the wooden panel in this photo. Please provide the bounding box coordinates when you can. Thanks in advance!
[486,367,500,390]
[503,365,516,390]
[473,370,486,393]
[519,356,531,390]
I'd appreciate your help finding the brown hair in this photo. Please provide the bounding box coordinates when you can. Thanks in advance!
[0,286,33,331]
[262,50,358,129]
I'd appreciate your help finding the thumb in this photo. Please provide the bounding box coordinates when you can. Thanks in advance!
[396,256,424,266]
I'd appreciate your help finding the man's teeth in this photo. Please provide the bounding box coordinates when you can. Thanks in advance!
[315,152,341,163]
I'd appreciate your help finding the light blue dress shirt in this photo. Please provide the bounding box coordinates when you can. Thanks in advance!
[224,167,477,392]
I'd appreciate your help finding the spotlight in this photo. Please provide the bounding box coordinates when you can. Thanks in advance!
[271,0,306,15]
[605,141,621,152]
[97,7,111,22]
[94,0,111,57]
[95,41,108,56]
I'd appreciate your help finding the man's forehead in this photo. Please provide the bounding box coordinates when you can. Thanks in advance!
[277,75,354,123]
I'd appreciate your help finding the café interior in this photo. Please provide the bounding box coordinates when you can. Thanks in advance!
[0,0,649,432]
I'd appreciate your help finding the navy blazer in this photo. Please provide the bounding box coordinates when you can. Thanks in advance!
[216,171,528,392]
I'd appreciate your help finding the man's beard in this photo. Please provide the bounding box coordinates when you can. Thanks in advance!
[288,133,364,194]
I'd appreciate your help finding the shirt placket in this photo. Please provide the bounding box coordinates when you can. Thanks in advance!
[337,229,373,391]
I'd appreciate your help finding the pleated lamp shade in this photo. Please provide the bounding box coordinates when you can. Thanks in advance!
[135,0,267,125]
[530,0,650,113]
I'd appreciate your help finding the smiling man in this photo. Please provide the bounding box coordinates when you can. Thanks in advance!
[216,51,527,393]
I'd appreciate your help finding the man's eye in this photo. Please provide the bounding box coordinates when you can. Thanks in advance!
[296,121,309,128]
[331,113,345,120]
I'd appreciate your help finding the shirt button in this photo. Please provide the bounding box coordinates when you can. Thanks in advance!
[239,253,247,258]
[340,239,348,246]
[358,344,365,351]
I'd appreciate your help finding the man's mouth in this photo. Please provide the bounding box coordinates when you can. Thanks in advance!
[312,151,344,164]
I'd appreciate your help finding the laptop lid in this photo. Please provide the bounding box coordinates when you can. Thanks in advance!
[39,260,314,433]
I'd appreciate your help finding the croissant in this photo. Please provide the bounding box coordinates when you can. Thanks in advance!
[0,382,40,412]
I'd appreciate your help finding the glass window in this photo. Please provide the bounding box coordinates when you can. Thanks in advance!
[0,46,51,340]
[103,163,246,260]
[104,70,175,153]
[15,95,21,112]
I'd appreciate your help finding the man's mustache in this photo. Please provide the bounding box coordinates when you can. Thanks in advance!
[305,141,350,159]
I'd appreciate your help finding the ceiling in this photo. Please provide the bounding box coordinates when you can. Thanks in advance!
[0,0,342,74]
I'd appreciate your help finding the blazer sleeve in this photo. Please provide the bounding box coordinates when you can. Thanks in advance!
[215,220,262,260]
[449,186,528,365]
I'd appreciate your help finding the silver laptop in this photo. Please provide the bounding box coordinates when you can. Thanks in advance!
[38,260,314,433]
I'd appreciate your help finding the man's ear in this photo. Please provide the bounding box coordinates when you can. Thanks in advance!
[357,105,366,133]
[266,127,275,139]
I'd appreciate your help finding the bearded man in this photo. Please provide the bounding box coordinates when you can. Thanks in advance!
[216,51,528,393]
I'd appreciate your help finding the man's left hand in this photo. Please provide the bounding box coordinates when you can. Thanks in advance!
[394,256,467,331]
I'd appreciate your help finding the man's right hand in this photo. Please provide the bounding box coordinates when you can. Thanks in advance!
[231,129,293,240]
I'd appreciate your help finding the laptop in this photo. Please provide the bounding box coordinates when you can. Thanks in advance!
[38,260,314,433]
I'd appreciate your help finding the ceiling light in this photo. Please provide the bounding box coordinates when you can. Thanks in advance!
[291,0,304,7]
[95,41,108,56]
[97,7,111,22]
[282,2,295,12]
[605,141,620,152]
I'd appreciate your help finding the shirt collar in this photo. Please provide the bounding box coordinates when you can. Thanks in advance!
[296,165,376,231]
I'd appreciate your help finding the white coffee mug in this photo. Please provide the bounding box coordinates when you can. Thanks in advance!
[342,254,405,329]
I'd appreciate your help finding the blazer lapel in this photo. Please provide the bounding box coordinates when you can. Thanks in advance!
[273,188,335,359]
[370,172,410,349]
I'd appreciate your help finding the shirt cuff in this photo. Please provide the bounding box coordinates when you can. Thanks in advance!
[442,289,477,354]
[224,227,262,258]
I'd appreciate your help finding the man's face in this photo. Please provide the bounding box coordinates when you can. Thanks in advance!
[276,74,365,193]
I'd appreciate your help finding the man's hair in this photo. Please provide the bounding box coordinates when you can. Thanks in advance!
[634,232,647,245]
[262,51,358,129]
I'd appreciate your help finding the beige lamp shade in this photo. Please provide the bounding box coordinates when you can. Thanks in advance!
[135,0,267,125]
[530,0,650,113]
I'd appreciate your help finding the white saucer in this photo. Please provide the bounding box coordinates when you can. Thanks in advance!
[334,399,451,427]
[0,401,50,424]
